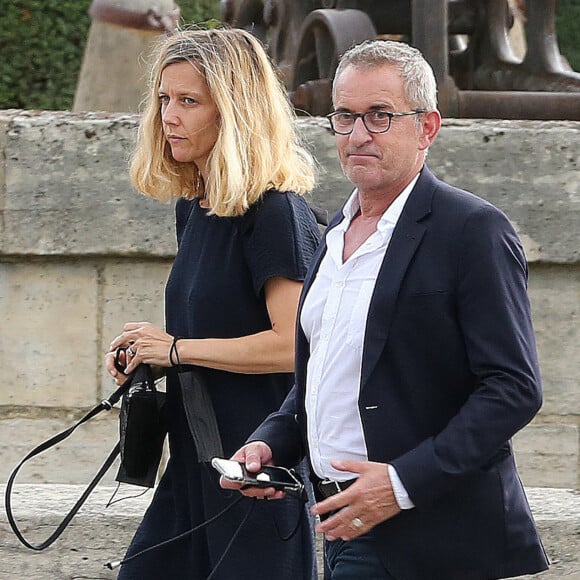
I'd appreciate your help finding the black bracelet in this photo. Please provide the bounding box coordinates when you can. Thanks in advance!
[169,336,182,367]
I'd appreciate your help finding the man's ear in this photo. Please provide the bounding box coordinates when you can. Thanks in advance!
[418,110,441,151]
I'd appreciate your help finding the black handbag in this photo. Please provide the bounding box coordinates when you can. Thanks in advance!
[116,363,166,488]
[4,361,166,550]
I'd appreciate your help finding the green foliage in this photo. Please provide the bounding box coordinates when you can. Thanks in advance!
[0,0,92,110]
[557,0,580,71]
[178,0,220,26]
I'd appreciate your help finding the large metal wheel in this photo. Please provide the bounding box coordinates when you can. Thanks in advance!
[290,9,377,115]
[220,0,268,43]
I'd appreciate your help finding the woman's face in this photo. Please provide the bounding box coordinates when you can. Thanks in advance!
[159,61,219,179]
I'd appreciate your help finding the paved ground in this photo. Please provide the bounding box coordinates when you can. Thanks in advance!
[0,485,578,579]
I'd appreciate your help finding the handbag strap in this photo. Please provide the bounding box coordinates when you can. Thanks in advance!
[4,375,134,550]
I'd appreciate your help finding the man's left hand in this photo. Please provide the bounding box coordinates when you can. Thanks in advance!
[311,459,401,541]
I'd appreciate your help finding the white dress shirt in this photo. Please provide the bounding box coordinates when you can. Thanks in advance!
[300,176,420,510]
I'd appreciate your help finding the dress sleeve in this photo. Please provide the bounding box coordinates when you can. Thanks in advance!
[175,198,194,245]
[241,190,321,295]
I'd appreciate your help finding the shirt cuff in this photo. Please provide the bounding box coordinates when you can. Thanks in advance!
[387,464,415,510]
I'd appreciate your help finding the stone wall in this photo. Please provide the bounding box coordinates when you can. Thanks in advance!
[0,110,578,489]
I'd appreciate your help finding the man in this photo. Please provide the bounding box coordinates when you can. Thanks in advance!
[223,40,549,579]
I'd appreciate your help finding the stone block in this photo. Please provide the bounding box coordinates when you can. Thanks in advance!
[423,120,579,264]
[304,118,580,264]
[1,113,578,265]
[0,484,148,580]
[0,262,98,407]
[514,423,579,489]
[99,260,171,397]
[0,415,120,485]
[528,265,580,416]
[0,111,176,257]
[297,119,352,215]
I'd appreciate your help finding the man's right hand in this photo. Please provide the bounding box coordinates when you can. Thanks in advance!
[219,441,286,500]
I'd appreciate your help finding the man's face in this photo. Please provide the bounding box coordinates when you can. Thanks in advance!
[333,64,430,196]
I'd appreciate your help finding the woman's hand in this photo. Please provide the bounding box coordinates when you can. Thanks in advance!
[108,322,174,376]
[105,349,129,386]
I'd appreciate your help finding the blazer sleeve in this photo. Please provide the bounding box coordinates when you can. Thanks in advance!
[391,203,542,507]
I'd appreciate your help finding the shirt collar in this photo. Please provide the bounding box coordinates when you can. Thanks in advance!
[340,171,421,233]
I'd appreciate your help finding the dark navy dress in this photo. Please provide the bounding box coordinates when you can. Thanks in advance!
[118,190,321,580]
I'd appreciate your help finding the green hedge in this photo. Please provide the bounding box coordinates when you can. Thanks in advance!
[0,0,577,111]
[558,0,580,71]
[0,0,92,110]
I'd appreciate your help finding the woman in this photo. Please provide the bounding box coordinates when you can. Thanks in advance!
[106,27,321,579]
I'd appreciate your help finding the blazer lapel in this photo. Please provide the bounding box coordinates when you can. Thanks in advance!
[360,168,436,387]
[298,208,343,312]
[296,209,342,390]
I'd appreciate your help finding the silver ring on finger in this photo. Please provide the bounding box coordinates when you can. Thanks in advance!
[127,346,136,357]
[351,517,364,530]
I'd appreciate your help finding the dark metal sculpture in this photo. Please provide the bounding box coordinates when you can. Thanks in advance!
[221,0,580,120]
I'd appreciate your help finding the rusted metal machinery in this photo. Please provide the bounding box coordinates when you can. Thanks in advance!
[220,0,580,120]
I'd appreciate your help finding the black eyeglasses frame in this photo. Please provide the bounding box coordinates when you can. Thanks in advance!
[326,109,426,135]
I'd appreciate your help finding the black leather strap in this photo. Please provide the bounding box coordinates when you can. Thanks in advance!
[4,374,135,550]
[316,478,357,500]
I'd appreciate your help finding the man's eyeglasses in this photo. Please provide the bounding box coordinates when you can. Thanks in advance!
[326,109,426,135]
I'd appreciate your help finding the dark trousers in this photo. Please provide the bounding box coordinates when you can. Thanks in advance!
[324,531,397,579]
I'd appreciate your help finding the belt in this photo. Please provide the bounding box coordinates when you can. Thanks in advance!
[317,478,356,500]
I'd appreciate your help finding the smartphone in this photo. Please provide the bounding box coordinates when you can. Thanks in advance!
[211,457,304,493]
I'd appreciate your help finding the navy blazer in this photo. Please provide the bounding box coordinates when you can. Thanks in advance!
[251,167,549,579]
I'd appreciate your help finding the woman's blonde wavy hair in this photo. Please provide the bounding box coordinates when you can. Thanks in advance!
[130,27,316,217]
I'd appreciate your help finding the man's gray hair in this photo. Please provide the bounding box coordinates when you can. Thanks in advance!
[333,40,438,111]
